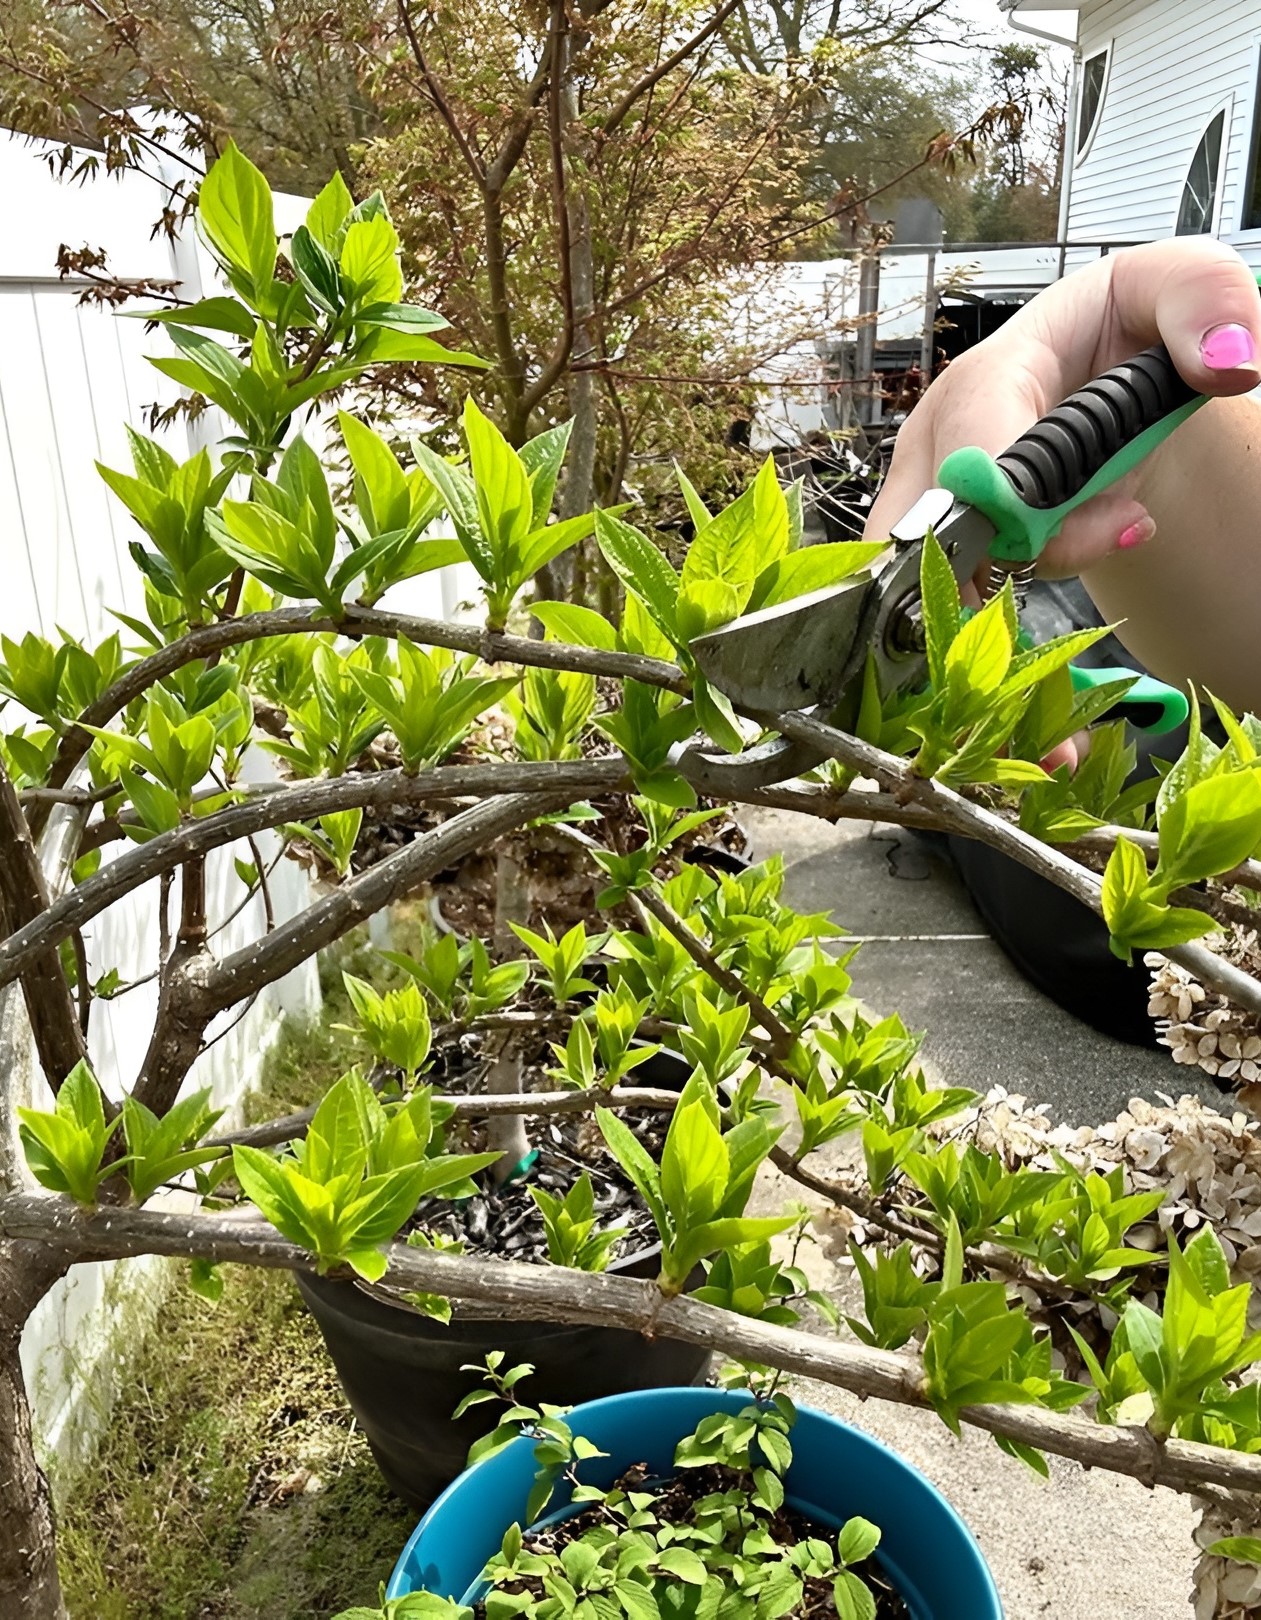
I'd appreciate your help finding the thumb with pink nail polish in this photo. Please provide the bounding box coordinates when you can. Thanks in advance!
[1200,323,1258,371]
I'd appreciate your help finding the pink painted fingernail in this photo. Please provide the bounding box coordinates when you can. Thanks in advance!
[1200,323,1257,370]
[1118,516,1155,550]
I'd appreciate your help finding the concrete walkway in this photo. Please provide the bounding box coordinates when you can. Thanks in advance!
[742,806,1207,1620]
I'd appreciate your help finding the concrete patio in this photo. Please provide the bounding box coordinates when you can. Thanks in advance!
[744,805,1214,1620]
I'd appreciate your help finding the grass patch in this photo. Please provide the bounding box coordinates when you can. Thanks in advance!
[57,1263,414,1619]
[57,918,431,1619]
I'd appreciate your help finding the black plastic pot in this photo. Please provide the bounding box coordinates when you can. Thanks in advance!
[297,1037,705,1511]
[295,1240,710,1512]
[934,578,1212,1049]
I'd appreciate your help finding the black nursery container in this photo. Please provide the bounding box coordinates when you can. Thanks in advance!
[295,1239,710,1511]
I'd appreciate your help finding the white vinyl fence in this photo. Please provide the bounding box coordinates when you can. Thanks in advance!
[0,126,461,1470]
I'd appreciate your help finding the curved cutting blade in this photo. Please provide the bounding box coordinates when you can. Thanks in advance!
[688,573,884,718]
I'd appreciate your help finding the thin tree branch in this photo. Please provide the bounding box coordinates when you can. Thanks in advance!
[6,1193,1259,1500]
[600,0,745,137]
[519,0,576,418]
[215,1083,683,1150]
[772,714,1261,1019]
[0,761,629,997]
[635,886,796,1056]
[40,606,685,806]
[395,0,487,187]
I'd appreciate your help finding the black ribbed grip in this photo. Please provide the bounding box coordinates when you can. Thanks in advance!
[996,344,1198,510]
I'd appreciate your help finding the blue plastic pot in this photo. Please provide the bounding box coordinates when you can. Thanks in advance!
[387,1387,1003,1619]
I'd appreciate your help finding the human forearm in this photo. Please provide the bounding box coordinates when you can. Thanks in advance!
[1084,393,1261,712]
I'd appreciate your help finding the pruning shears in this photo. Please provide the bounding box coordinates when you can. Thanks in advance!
[679,343,1204,793]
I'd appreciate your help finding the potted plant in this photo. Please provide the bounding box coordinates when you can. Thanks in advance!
[359,1380,1001,1620]
[260,761,850,1507]
[245,866,848,1507]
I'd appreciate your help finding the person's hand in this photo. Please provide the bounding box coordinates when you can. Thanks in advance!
[864,238,1261,578]
[863,238,1261,756]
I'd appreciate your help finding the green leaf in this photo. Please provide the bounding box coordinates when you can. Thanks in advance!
[463,398,532,581]
[197,142,277,297]
[692,674,743,754]
[1101,833,1216,960]
[833,1571,876,1620]
[339,411,410,534]
[681,458,784,624]
[340,213,403,306]
[356,329,488,369]
[944,594,1011,702]
[675,465,712,533]
[747,542,886,613]
[919,528,961,692]
[594,511,682,648]
[137,297,256,337]
[410,441,489,578]
[655,1548,707,1585]
[1101,834,1148,930]
[305,170,355,252]
[837,1519,881,1568]
[1208,1538,1261,1566]
[660,1096,727,1231]
[346,1245,389,1282]
[1122,1299,1166,1393]
[1153,770,1261,896]
[521,511,599,580]
[530,602,618,651]
[187,1257,224,1303]
[290,225,342,314]
[355,301,451,336]
[999,625,1112,700]
[596,1106,669,1238]
[520,420,573,528]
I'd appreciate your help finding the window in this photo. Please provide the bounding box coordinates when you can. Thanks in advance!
[1076,48,1110,160]
[1177,109,1227,235]
[1245,57,1261,230]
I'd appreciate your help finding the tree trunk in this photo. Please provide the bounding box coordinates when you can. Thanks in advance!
[0,1244,67,1620]
[560,180,598,535]
[536,41,598,610]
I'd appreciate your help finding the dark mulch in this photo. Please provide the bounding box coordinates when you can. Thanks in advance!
[411,1059,669,1265]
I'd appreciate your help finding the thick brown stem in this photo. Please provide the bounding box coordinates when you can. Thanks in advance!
[0,1244,68,1620]
[9,1195,1261,1501]
[129,852,216,1116]
[131,791,570,1114]
[0,762,628,998]
[178,853,208,948]
[0,758,87,1092]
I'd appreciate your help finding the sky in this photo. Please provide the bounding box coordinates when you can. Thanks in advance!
[914,2,1077,68]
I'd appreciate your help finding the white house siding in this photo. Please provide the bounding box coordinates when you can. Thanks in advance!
[1065,0,1261,274]
[0,129,330,1471]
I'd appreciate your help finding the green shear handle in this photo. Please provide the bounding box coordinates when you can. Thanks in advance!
[935,343,1205,737]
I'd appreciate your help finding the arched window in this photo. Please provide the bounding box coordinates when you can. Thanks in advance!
[1176,109,1228,236]
[1075,47,1111,162]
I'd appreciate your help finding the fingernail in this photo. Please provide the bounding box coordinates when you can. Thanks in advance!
[1118,516,1155,550]
[1200,322,1257,370]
